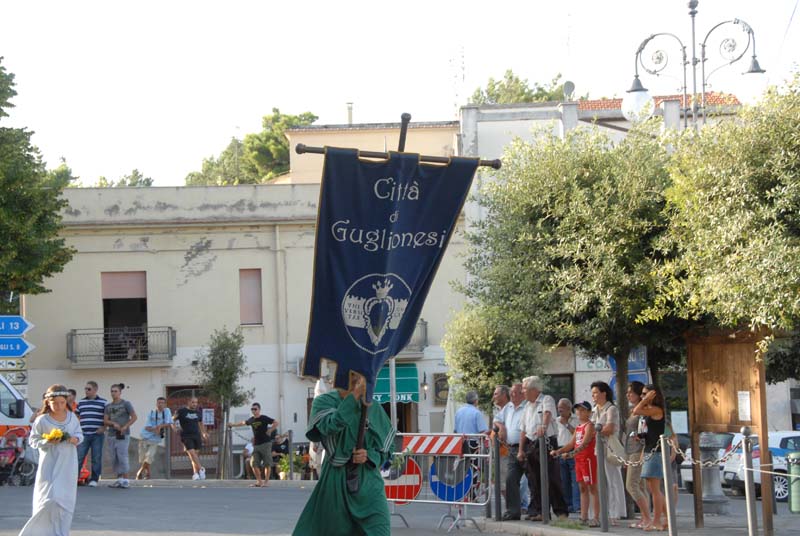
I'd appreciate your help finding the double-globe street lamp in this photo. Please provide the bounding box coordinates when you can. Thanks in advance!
[622,0,765,128]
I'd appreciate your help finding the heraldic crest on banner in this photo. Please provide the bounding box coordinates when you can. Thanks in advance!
[342,273,410,354]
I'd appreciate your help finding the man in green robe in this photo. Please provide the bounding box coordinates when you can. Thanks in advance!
[293,375,395,536]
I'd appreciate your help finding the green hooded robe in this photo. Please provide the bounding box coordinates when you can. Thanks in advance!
[292,391,395,536]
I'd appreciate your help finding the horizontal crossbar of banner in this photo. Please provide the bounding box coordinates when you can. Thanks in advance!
[295,144,502,170]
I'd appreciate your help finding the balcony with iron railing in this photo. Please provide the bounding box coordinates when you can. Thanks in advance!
[67,327,176,368]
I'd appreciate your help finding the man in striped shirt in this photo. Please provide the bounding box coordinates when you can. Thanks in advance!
[76,381,107,486]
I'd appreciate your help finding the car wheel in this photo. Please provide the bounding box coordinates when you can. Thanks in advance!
[773,472,789,502]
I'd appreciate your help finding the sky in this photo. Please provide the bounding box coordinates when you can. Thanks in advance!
[1,0,798,187]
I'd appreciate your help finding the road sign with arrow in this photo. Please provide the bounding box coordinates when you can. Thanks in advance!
[0,358,25,370]
[0,316,34,337]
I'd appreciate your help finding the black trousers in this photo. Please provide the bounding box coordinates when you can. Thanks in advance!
[525,435,568,517]
[505,445,526,516]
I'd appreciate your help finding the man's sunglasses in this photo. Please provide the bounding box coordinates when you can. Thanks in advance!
[250,407,259,411]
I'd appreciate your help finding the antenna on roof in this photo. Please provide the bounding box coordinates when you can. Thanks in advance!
[563,81,576,101]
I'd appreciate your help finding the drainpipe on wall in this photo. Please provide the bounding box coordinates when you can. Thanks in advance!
[274,225,287,430]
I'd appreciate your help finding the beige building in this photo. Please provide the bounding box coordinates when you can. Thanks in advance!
[24,96,795,452]
[22,121,465,445]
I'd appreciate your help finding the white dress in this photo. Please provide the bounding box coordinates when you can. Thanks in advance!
[593,402,627,520]
[19,412,83,536]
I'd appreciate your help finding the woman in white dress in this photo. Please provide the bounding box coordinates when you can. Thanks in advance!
[19,384,83,536]
[591,381,627,525]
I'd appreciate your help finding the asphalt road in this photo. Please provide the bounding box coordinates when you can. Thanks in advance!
[0,484,484,536]
[2,483,798,535]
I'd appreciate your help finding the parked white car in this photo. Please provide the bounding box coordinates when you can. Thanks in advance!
[722,431,800,502]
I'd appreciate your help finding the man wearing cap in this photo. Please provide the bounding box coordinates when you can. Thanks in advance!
[76,381,106,487]
[518,376,568,521]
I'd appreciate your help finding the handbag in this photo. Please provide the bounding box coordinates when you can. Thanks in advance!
[597,402,625,466]
[606,433,625,466]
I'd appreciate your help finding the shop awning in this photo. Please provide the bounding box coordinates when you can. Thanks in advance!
[372,363,419,404]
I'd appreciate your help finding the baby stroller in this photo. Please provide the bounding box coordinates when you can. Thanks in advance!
[0,427,36,486]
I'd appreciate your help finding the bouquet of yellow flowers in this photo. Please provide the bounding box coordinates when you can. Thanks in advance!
[42,428,70,443]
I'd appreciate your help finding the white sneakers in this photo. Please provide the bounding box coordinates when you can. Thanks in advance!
[199,467,206,480]
[120,479,130,488]
[192,473,200,480]
[88,481,98,487]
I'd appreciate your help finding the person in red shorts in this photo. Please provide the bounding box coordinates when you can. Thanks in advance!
[551,401,599,527]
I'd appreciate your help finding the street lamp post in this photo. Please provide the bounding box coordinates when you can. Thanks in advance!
[622,0,765,128]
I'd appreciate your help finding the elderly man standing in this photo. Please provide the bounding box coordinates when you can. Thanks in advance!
[556,398,581,514]
[518,376,568,521]
[454,391,488,435]
[494,383,529,520]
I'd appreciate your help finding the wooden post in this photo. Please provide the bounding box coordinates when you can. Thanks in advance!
[685,329,773,533]
[686,345,704,527]
[755,357,773,535]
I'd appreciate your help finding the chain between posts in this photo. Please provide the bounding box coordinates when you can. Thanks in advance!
[563,437,744,468]
[673,439,744,468]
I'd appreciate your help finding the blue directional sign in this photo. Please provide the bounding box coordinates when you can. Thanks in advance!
[0,338,35,358]
[0,316,34,337]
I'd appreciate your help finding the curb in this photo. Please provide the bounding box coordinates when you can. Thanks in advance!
[120,478,317,489]
[483,519,608,536]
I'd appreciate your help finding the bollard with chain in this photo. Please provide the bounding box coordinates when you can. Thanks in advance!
[742,427,758,536]
[789,451,800,514]
[288,429,294,481]
[538,434,550,524]
[596,423,609,533]
[660,435,678,536]
[164,428,171,479]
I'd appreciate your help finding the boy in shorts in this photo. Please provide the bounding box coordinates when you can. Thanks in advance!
[551,401,599,527]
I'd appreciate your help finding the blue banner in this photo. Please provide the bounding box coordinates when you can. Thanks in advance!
[303,147,479,398]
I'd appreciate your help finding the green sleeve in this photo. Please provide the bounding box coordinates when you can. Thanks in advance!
[306,392,360,442]
[366,403,396,468]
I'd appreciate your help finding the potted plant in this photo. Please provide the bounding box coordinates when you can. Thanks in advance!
[277,454,304,480]
[277,454,291,480]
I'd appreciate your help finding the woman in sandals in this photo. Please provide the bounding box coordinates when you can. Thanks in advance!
[625,381,651,529]
[632,384,667,531]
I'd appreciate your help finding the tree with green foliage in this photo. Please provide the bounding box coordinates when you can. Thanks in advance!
[49,160,80,187]
[470,70,567,104]
[0,57,74,308]
[96,168,153,187]
[243,108,317,181]
[185,138,259,186]
[442,304,542,411]
[185,109,317,185]
[460,123,686,416]
[194,327,253,478]
[645,74,800,381]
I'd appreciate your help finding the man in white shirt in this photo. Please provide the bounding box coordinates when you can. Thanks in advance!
[495,383,529,520]
[517,376,568,521]
[556,398,581,514]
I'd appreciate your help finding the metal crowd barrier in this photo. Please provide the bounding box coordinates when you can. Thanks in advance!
[382,433,492,532]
